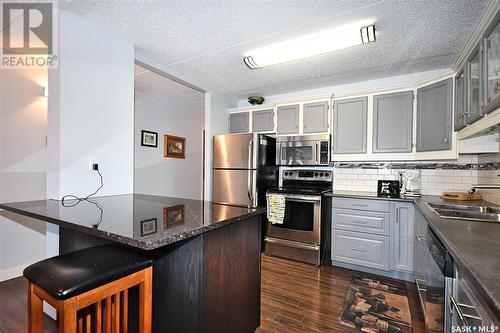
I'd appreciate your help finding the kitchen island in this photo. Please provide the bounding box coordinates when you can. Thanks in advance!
[0,194,265,333]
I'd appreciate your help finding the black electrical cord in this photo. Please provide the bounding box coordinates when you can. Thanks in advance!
[61,169,104,229]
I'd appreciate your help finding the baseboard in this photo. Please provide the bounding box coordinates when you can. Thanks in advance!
[331,260,415,283]
[0,264,27,282]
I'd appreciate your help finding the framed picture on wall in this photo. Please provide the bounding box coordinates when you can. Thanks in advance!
[141,130,158,147]
[163,205,185,229]
[164,135,186,158]
[140,218,157,236]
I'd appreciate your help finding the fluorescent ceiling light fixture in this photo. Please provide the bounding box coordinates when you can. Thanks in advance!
[243,22,376,69]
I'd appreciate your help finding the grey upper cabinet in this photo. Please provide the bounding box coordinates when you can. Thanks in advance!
[467,43,484,123]
[303,101,329,133]
[416,78,453,152]
[484,14,500,114]
[229,112,249,133]
[455,67,467,131]
[252,109,274,132]
[333,97,367,154]
[276,104,300,135]
[372,91,413,153]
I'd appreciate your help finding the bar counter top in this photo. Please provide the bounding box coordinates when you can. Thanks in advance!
[0,194,265,250]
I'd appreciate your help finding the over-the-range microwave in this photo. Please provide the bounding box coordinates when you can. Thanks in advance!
[276,134,330,166]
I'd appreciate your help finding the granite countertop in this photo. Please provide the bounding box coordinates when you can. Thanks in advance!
[0,194,265,250]
[326,189,500,319]
[413,195,500,320]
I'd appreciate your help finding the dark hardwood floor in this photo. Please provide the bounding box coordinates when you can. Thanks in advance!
[0,276,57,333]
[0,255,426,333]
[256,255,426,333]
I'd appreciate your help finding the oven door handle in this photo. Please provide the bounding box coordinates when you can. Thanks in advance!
[267,193,321,203]
[264,237,320,251]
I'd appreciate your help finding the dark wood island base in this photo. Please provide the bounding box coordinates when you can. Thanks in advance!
[60,215,261,333]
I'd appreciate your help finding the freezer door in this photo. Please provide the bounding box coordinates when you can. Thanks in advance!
[213,133,257,169]
[213,169,258,207]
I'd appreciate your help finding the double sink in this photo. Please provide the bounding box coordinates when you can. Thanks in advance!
[426,202,500,223]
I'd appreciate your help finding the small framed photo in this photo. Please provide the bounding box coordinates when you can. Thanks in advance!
[163,205,185,229]
[140,218,157,236]
[164,135,186,158]
[141,130,158,148]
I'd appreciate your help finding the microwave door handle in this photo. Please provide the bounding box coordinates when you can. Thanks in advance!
[316,142,320,165]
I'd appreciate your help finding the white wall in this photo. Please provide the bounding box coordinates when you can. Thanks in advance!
[44,9,135,282]
[204,91,238,200]
[48,10,135,200]
[134,92,205,199]
[0,68,48,281]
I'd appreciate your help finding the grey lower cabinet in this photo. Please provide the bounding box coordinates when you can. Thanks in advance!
[333,97,367,154]
[332,230,390,271]
[303,101,329,133]
[332,197,415,281]
[372,91,413,153]
[252,109,274,132]
[229,112,249,133]
[390,202,414,273]
[276,104,300,135]
[416,78,453,152]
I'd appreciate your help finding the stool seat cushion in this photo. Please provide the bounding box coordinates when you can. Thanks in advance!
[23,245,153,300]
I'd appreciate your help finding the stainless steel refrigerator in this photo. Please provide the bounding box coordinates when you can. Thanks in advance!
[213,133,278,207]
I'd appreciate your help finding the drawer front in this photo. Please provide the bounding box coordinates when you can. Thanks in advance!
[333,208,389,235]
[332,197,390,213]
[332,230,390,271]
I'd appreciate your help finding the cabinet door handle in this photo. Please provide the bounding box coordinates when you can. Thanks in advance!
[444,137,449,143]
[416,233,427,242]
[351,219,368,225]
[351,247,367,252]
[352,203,368,207]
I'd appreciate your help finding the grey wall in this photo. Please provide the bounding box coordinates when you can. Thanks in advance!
[134,92,205,200]
[0,68,48,281]
[204,91,238,201]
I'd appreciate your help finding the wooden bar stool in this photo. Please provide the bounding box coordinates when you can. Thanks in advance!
[23,245,153,333]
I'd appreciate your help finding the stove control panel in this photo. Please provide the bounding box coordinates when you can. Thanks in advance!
[282,170,332,182]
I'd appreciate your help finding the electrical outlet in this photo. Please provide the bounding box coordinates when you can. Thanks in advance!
[89,157,97,171]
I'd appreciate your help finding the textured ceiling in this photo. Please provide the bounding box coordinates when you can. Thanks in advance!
[134,64,204,107]
[63,0,488,98]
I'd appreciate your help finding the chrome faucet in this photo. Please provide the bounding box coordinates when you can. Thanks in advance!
[468,184,500,194]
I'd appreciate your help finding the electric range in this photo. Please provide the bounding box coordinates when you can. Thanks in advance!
[265,169,332,265]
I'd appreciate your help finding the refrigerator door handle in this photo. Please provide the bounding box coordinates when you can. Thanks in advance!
[247,139,254,204]
[247,170,253,203]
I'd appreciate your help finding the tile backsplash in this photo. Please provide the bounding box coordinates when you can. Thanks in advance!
[477,153,500,205]
[333,155,479,195]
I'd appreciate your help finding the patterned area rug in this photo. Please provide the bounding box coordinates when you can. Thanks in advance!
[339,274,414,333]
